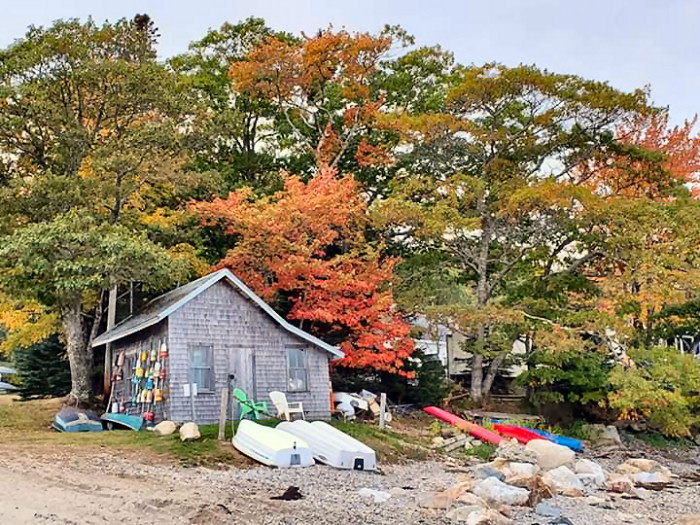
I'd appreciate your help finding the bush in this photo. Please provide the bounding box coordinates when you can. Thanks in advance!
[517,347,611,406]
[608,346,700,438]
[13,335,71,400]
[414,354,448,407]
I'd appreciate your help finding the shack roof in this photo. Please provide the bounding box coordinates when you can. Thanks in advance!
[91,269,343,358]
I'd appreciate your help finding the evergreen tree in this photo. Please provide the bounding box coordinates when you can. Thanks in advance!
[13,336,71,400]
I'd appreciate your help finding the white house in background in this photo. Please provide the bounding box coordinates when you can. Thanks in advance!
[410,316,528,378]
[0,365,18,392]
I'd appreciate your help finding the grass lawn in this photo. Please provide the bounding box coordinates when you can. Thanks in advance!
[0,397,434,467]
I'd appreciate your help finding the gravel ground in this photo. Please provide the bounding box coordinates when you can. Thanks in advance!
[0,442,697,524]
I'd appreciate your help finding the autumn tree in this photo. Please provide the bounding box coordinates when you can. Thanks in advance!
[0,17,201,403]
[375,64,653,403]
[194,168,415,374]
[577,110,700,199]
[170,18,296,189]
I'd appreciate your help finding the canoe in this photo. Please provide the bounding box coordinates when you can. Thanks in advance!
[529,428,584,452]
[278,420,376,470]
[53,407,103,433]
[423,406,502,445]
[493,423,543,444]
[233,420,313,468]
[101,412,144,431]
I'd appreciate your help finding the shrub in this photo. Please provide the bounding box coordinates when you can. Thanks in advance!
[608,346,700,438]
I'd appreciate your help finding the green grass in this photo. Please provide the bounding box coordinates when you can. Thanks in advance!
[461,442,497,461]
[0,398,432,466]
[634,431,692,449]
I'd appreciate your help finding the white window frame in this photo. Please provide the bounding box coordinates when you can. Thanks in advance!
[189,343,214,394]
[286,345,308,392]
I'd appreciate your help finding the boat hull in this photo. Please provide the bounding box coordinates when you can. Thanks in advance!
[278,420,377,470]
[233,420,313,468]
[53,408,103,433]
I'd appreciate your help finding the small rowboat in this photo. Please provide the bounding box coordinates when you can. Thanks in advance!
[53,407,103,433]
[278,420,376,470]
[233,420,313,468]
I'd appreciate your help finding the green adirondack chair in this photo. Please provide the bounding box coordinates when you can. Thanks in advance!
[232,388,268,420]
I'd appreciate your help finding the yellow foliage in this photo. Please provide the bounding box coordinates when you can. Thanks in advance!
[0,294,60,355]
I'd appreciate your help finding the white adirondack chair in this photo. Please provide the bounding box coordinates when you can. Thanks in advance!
[269,391,305,421]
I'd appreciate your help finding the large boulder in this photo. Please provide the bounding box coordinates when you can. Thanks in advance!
[541,466,585,497]
[525,439,575,471]
[616,458,671,488]
[502,462,540,488]
[606,474,635,494]
[179,422,201,442]
[586,424,622,448]
[445,505,484,523]
[153,420,177,437]
[471,477,530,507]
[473,464,506,482]
[496,440,538,464]
[575,459,607,488]
[464,508,512,525]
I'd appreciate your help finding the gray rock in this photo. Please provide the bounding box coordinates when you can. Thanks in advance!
[535,502,562,518]
[470,476,530,506]
[178,422,201,442]
[473,464,506,482]
[358,488,391,503]
[496,441,538,464]
[542,466,585,497]
[525,439,575,471]
[575,459,606,488]
[445,505,483,523]
[153,420,177,437]
[587,424,622,447]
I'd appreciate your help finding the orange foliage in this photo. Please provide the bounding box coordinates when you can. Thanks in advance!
[193,168,415,375]
[580,112,700,199]
[229,29,393,169]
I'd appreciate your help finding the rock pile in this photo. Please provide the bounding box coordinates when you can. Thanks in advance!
[415,437,678,524]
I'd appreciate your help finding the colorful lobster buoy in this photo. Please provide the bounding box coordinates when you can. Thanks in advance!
[141,351,148,362]
[159,342,168,359]
[116,351,125,367]
[154,389,163,402]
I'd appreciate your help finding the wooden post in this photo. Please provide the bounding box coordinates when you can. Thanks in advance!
[103,279,118,395]
[379,392,387,429]
[218,387,229,441]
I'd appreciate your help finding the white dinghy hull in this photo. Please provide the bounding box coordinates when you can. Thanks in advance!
[233,420,313,468]
[277,420,377,470]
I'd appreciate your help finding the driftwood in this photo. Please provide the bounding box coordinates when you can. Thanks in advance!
[463,409,542,422]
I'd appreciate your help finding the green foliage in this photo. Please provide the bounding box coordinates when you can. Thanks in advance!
[415,354,448,407]
[12,336,70,400]
[0,211,186,307]
[518,346,611,405]
[608,347,700,437]
[463,442,497,461]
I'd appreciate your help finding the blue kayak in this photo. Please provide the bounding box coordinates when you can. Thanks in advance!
[529,428,584,452]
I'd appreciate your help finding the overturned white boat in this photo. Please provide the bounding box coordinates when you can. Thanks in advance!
[233,419,313,468]
[277,420,377,471]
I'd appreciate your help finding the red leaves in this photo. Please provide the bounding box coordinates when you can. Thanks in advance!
[192,168,415,375]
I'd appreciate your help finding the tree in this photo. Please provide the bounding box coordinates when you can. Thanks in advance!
[0,17,202,403]
[169,18,295,190]
[228,26,405,176]
[0,212,187,402]
[13,336,71,400]
[194,168,415,374]
[375,64,653,403]
[577,110,700,199]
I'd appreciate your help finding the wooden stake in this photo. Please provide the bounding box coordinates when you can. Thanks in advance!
[218,387,229,441]
[379,392,387,429]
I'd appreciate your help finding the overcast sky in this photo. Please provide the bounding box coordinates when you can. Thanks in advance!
[1,0,698,124]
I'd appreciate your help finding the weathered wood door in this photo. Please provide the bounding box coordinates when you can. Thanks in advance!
[227,346,255,418]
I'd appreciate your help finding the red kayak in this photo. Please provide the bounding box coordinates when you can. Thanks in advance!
[493,423,544,444]
[423,406,502,445]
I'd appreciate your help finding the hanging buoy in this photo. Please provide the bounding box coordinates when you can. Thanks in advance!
[159,342,168,358]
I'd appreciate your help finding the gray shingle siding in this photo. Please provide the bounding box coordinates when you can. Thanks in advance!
[108,321,171,423]
[167,280,332,423]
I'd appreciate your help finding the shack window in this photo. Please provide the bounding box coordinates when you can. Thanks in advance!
[189,344,214,393]
[287,347,308,392]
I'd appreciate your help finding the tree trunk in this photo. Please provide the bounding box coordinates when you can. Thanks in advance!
[62,298,92,406]
[471,206,491,405]
[482,352,507,398]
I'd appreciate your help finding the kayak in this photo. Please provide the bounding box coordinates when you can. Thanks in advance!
[529,428,584,452]
[233,420,313,468]
[493,424,543,444]
[423,406,502,445]
[278,420,377,470]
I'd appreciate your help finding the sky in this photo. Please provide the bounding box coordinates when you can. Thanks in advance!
[1,0,698,125]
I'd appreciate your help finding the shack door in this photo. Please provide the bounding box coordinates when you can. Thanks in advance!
[227,346,255,418]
